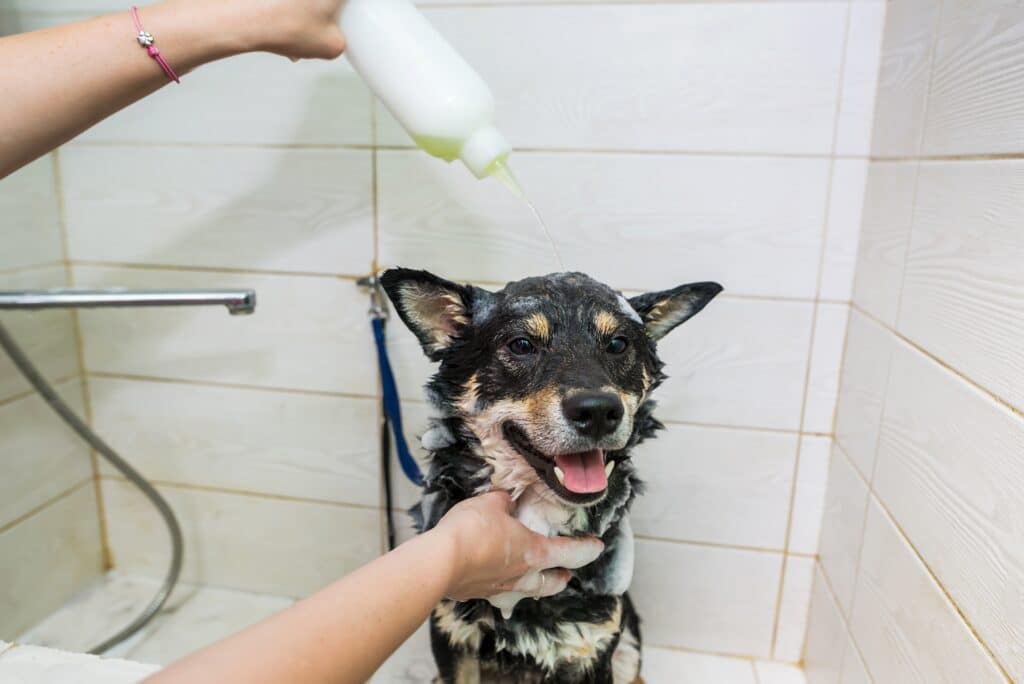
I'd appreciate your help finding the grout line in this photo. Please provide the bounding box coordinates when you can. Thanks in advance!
[641,640,763,665]
[772,0,855,657]
[52,148,113,570]
[0,261,66,277]
[815,558,877,684]
[99,475,382,514]
[65,261,844,307]
[86,371,380,401]
[0,375,77,409]
[750,660,762,684]
[401,392,829,438]
[71,260,367,281]
[890,0,942,340]
[63,138,861,161]
[635,533,788,557]
[0,479,93,536]
[873,152,1024,163]
[369,92,391,554]
[850,303,1024,424]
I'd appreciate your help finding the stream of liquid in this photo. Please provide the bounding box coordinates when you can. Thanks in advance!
[490,159,567,271]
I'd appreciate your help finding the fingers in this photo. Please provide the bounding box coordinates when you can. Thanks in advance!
[508,569,572,598]
[536,535,604,571]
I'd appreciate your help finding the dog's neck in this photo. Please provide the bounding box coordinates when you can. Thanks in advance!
[412,400,660,541]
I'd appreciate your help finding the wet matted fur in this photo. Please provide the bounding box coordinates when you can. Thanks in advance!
[381,269,722,684]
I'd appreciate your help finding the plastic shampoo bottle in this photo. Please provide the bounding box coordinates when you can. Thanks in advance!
[340,0,521,193]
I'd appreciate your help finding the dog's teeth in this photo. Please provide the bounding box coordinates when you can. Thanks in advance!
[605,461,615,476]
[554,467,566,485]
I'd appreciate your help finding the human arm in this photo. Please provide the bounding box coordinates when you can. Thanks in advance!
[0,0,346,179]
[144,491,604,684]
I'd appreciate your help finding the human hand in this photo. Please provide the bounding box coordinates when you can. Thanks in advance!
[430,491,604,602]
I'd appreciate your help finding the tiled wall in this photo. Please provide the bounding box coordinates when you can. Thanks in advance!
[2,0,886,662]
[805,1,1023,682]
[0,16,106,635]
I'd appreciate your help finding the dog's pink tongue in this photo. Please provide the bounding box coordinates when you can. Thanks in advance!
[554,449,607,494]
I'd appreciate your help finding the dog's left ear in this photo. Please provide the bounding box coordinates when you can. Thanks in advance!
[628,282,723,341]
[380,268,489,361]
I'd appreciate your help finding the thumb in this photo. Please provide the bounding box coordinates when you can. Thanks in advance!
[318,25,347,60]
[535,535,604,571]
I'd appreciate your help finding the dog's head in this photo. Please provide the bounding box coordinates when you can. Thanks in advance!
[382,269,722,507]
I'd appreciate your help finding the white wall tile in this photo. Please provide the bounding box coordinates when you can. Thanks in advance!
[923,0,1024,156]
[817,442,868,618]
[0,380,92,529]
[875,342,1024,681]
[821,160,868,301]
[870,0,942,158]
[631,424,796,550]
[835,1,886,157]
[899,160,1024,413]
[0,267,79,403]
[61,147,373,275]
[849,497,1005,684]
[0,486,104,638]
[378,4,847,154]
[852,161,917,328]
[80,54,371,145]
[834,309,895,479]
[803,564,847,684]
[73,266,378,395]
[804,304,849,434]
[379,150,831,299]
[789,436,831,556]
[773,555,815,663]
[102,480,381,598]
[631,539,781,657]
[390,294,813,434]
[654,298,813,431]
[90,378,381,508]
[0,154,63,271]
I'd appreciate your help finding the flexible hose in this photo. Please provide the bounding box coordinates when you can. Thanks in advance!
[0,321,183,654]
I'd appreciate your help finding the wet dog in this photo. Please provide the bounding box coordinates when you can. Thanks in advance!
[381,269,721,684]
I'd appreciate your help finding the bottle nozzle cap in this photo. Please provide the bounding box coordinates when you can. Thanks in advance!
[460,124,512,178]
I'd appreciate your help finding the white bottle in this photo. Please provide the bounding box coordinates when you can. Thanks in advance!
[341,0,521,192]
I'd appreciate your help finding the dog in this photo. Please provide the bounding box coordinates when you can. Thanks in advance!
[381,268,722,684]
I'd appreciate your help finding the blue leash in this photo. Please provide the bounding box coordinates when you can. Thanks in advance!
[371,317,424,487]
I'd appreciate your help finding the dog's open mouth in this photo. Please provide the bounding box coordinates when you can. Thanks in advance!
[503,423,611,504]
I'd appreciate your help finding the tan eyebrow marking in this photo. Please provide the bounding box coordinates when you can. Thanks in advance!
[594,310,619,337]
[524,312,551,342]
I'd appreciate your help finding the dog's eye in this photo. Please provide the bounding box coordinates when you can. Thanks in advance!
[606,336,629,355]
[508,337,537,356]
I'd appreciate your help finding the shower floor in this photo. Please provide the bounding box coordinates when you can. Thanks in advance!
[16,573,805,683]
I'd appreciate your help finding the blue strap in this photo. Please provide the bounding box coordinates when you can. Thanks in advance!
[372,317,424,486]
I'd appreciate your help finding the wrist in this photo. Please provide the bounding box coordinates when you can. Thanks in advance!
[423,525,465,598]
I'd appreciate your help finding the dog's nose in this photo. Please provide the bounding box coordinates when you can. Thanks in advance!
[562,392,624,440]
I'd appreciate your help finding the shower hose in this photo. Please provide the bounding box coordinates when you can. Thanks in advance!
[0,321,183,655]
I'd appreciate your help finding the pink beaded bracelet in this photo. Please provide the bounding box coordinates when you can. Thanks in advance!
[130,6,180,84]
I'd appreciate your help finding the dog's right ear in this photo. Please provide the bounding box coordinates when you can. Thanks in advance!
[380,268,483,361]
